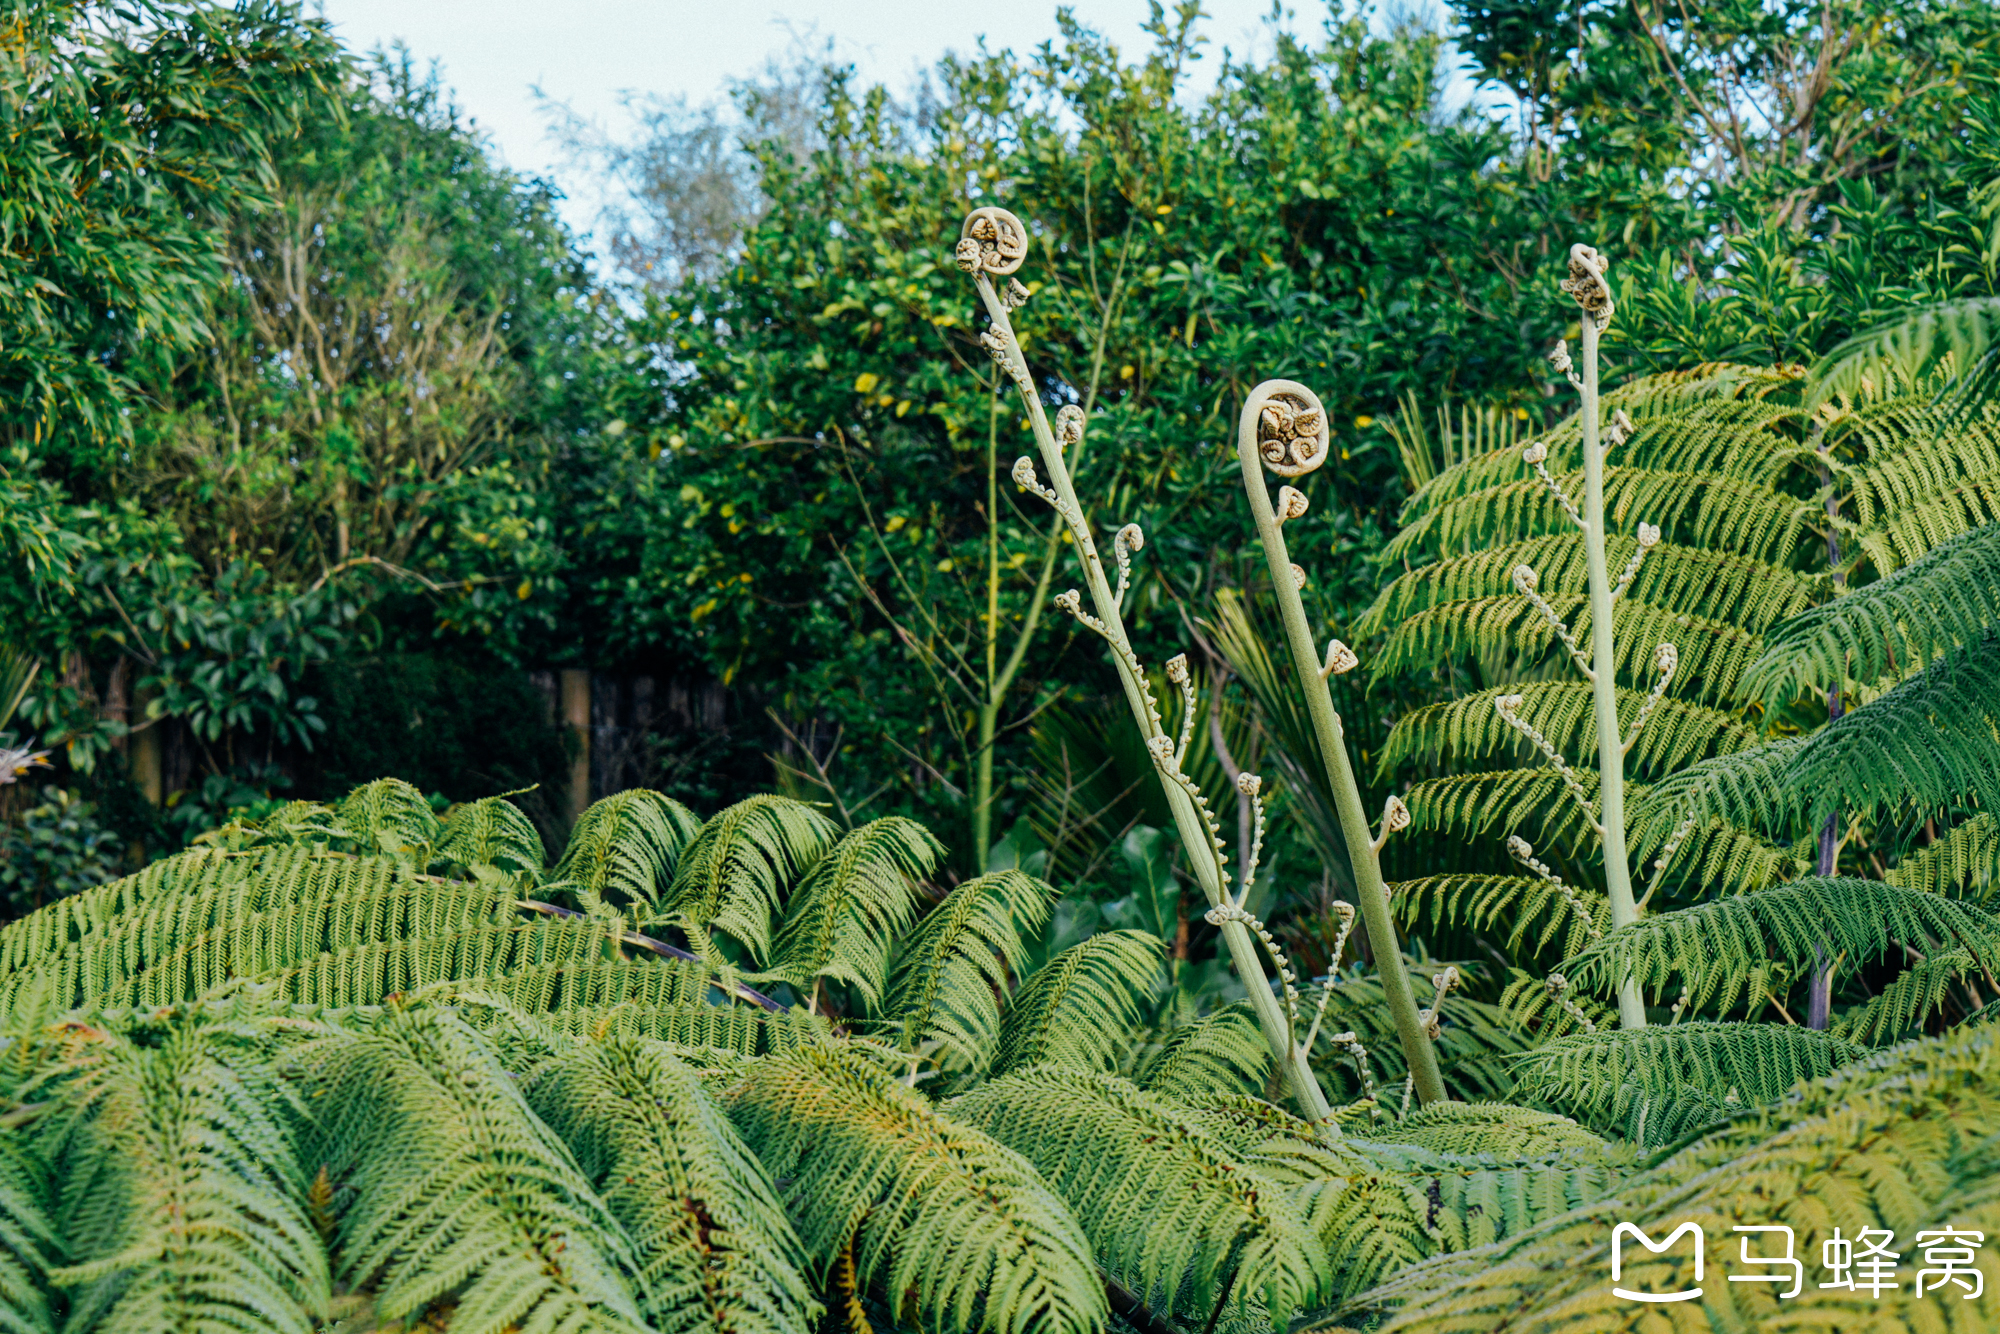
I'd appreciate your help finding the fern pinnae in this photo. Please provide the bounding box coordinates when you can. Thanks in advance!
[766,816,940,1009]
[881,870,1053,1076]
[334,777,442,863]
[1381,682,1756,780]
[989,930,1164,1077]
[1888,811,1999,898]
[658,795,838,964]
[726,1045,1105,1334]
[952,1066,1338,1322]
[1560,876,2000,1017]
[435,793,547,884]
[553,788,703,912]
[1134,1003,1272,1101]
[529,1037,821,1334]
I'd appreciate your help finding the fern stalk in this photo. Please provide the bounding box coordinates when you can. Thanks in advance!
[1577,306,1649,1029]
[959,210,1333,1122]
[1236,381,1446,1105]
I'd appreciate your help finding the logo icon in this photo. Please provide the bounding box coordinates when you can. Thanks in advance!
[1612,1222,1705,1303]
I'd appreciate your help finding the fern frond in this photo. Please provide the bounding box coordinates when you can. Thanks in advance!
[1563,876,2000,1017]
[0,1131,57,1334]
[1643,640,2000,833]
[1889,812,1999,898]
[334,777,440,862]
[1745,521,2000,702]
[528,1037,822,1334]
[1357,1102,1609,1161]
[658,796,837,964]
[767,817,939,1007]
[1133,1003,1272,1101]
[553,789,702,912]
[881,871,1053,1076]
[1403,769,1604,852]
[1337,1021,2000,1332]
[726,1045,1105,1334]
[1392,874,1609,959]
[46,1013,328,1333]
[990,931,1164,1077]
[1836,946,1995,1044]
[1810,297,2000,409]
[309,1003,647,1330]
[1511,1022,1868,1144]
[1381,682,1755,779]
[953,1066,1337,1321]
[436,794,547,884]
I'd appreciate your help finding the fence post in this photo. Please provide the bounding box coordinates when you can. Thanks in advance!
[560,668,591,821]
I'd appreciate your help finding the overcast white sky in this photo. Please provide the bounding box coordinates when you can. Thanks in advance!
[312,1,1324,246]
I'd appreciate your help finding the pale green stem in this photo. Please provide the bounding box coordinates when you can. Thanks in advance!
[972,272,1332,1122]
[1235,395,1447,1107]
[973,390,1002,869]
[1580,319,1648,1029]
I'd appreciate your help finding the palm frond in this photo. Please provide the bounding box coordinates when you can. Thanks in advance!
[954,1067,1338,1321]
[552,788,702,912]
[882,870,1054,1076]
[766,817,939,1007]
[1561,876,2000,1017]
[990,930,1164,1077]
[657,796,837,964]
[529,1036,821,1334]
[1744,521,2000,702]
[725,1045,1105,1334]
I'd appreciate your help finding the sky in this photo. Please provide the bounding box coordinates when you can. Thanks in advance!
[312,1,1322,248]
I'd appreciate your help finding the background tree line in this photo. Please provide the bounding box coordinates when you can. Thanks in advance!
[4,0,1999,936]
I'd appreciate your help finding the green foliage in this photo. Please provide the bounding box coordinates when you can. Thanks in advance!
[553,788,702,911]
[954,1066,1338,1322]
[1344,1021,2000,1332]
[1562,876,2000,1019]
[766,816,939,1005]
[0,791,121,919]
[434,794,548,883]
[658,795,838,962]
[1134,1002,1272,1102]
[1511,1023,1870,1146]
[880,869,1054,1075]
[725,1045,1106,1334]
[989,930,1164,1077]
[525,1037,822,1334]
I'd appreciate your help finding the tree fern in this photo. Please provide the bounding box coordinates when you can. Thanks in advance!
[1338,1021,2000,1332]
[551,788,702,912]
[1134,1002,1272,1102]
[1560,876,2000,1018]
[1511,1022,1868,1145]
[42,1008,328,1334]
[1743,520,2000,701]
[1357,1101,1610,1162]
[725,1045,1105,1334]
[766,817,940,1007]
[1836,945,1996,1044]
[881,870,1054,1077]
[1393,874,1609,960]
[953,1066,1338,1322]
[989,930,1164,1077]
[436,793,547,885]
[1642,640,2000,833]
[527,1036,821,1334]
[656,796,837,964]
[1889,811,1998,898]
[1382,682,1755,780]
[309,1003,648,1332]
[335,777,441,863]
[0,1130,55,1334]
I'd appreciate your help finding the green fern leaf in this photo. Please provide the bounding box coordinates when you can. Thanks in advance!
[766,817,940,1007]
[1134,1002,1272,1100]
[990,930,1164,1077]
[881,870,1054,1076]
[334,777,440,862]
[726,1045,1105,1334]
[954,1066,1338,1321]
[436,794,547,884]
[1888,812,1999,898]
[657,796,837,964]
[529,1037,821,1334]
[1381,682,1755,779]
[552,789,702,912]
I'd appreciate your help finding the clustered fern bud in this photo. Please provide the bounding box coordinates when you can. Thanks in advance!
[1276,484,1309,524]
[1055,404,1084,448]
[1236,772,1263,797]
